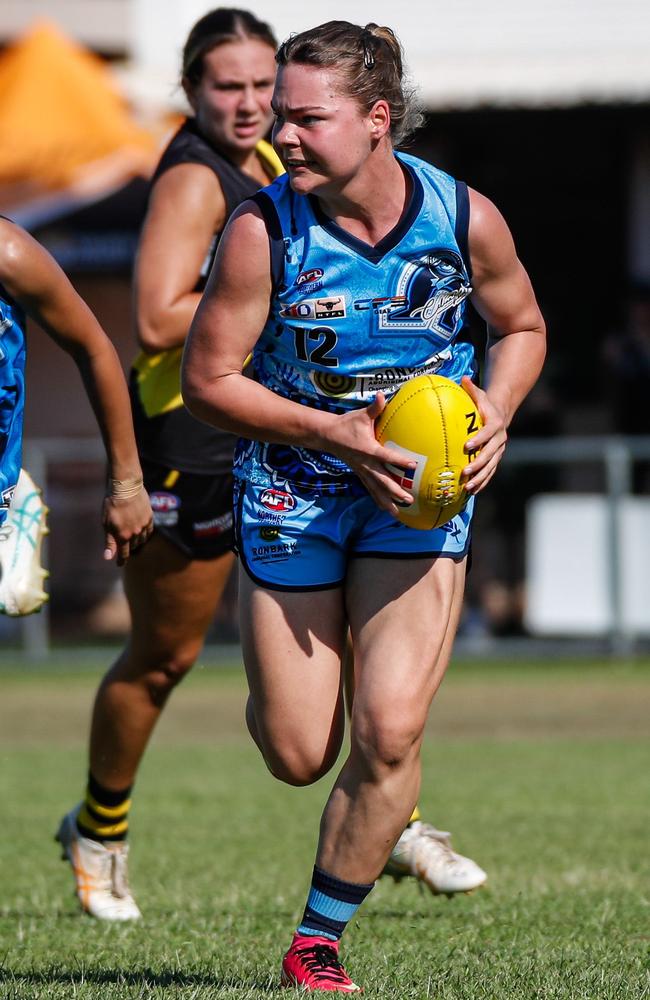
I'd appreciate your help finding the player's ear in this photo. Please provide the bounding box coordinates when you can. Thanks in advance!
[368,100,391,141]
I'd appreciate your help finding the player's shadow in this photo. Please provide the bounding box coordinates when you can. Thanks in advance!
[0,967,281,992]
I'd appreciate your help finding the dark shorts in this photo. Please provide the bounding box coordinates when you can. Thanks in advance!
[142,460,234,561]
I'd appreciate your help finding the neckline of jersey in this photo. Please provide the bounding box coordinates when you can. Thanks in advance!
[307,158,424,265]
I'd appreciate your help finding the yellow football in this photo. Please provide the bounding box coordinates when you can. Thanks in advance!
[375,374,482,530]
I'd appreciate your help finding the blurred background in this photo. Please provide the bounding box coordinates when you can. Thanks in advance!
[2,0,650,655]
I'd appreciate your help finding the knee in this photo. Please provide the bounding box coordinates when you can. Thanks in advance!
[136,643,201,707]
[262,741,339,787]
[353,714,422,776]
[256,734,340,787]
[246,697,343,786]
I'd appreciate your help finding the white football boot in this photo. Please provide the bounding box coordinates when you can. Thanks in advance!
[0,469,48,616]
[56,805,142,921]
[383,822,487,896]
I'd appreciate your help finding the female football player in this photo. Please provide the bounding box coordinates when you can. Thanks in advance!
[56,8,282,920]
[0,217,152,616]
[183,20,546,991]
[58,8,485,925]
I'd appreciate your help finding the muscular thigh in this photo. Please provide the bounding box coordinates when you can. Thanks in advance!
[124,532,234,658]
[239,566,348,762]
[346,555,467,726]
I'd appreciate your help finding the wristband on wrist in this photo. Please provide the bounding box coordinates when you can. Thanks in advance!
[109,475,143,501]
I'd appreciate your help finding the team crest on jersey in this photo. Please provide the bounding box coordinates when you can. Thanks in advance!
[280,295,346,320]
[361,249,471,346]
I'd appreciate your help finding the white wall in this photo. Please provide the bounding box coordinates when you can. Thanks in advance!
[130,0,650,109]
[4,1,650,110]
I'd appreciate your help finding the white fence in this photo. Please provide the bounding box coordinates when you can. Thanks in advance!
[14,435,650,657]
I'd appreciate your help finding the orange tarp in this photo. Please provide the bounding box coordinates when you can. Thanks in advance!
[0,20,156,189]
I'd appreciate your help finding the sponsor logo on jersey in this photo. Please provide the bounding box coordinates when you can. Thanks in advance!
[441,517,463,539]
[354,295,407,312]
[280,295,346,320]
[310,352,452,399]
[255,507,286,524]
[251,540,299,561]
[193,511,233,537]
[259,488,296,512]
[259,526,280,541]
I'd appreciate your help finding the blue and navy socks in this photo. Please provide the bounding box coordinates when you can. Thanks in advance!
[297,865,374,941]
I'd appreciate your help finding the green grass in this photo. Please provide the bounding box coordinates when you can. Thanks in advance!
[1,654,649,998]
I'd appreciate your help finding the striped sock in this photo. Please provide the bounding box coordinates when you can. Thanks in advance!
[297,866,374,941]
[76,773,132,843]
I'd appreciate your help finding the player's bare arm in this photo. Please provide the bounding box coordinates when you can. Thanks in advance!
[182,204,414,511]
[463,189,547,493]
[0,219,152,563]
[134,164,227,353]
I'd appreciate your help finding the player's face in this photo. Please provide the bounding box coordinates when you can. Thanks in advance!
[186,39,276,157]
[272,63,375,196]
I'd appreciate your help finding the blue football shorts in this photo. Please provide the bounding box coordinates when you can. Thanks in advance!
[234,478,473,591]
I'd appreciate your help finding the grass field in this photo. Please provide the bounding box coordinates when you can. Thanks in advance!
[1,652,649,999]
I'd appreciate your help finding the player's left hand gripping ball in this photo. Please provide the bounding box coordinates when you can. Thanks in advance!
[375,374,482,529]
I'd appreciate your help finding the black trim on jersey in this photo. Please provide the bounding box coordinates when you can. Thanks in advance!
[309,163,424,265]
[0,281,20,312]
[152,118,264,292]
[455,180,471,280]
[240,560,344,592]
[249,191,285,292]
[0,217,22,311]
[352,547,470,561]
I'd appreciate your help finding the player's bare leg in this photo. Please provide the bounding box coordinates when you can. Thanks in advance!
[89,534,234,787]
[316,556,467,882]
[242,556,468,989]
[57,533,234,920]
[343,603,486,896]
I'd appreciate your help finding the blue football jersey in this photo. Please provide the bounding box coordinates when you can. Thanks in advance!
[234,152,476,495]
[0,283,26,525]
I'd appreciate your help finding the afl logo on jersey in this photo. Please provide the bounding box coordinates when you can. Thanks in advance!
[295,268,325,294]
[296,268,324,286]
[260,488,296,512]
[150,492,180,512]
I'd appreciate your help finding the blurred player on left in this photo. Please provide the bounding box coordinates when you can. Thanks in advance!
[0,217,153,619]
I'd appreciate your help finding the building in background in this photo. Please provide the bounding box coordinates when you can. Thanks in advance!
[1,1,649,638]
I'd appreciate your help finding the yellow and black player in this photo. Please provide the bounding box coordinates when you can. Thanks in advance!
[56,8,281,922]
